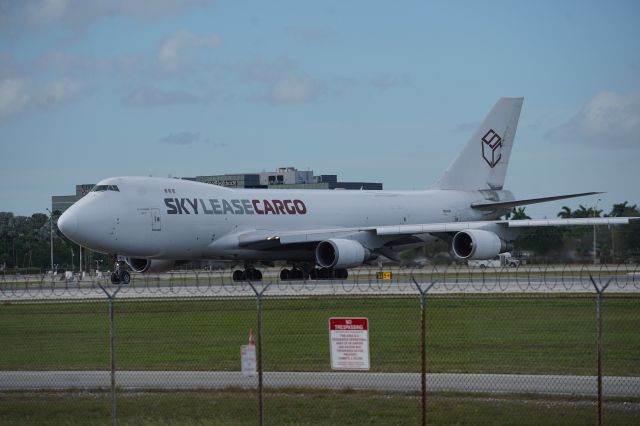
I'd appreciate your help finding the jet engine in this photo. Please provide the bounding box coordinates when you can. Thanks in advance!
[452,229,510,260]
[315,239,371,269]
[125,258,177,273]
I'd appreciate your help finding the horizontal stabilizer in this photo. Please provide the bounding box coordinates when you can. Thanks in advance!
[471,192,603,211]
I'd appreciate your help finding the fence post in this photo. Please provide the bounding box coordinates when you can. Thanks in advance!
[590,275,611,426]
[97,282,122,426]
[412,277,436,426]
[247,281,272,426]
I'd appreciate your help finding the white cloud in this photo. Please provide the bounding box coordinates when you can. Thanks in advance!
[0,77,85,120]
[157,31,220,72]
[270,77,320,104]
[0,79,31,119]
[547,91,640,148]
[15,0,209,31]
[40,78,84,106]
[26,0,70,25]
[240,58,329,105]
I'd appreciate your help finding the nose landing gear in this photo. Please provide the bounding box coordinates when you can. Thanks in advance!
[110,259,131,285]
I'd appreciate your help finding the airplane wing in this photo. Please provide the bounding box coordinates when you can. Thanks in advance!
[236,217,636,249]
[375,217,635,236]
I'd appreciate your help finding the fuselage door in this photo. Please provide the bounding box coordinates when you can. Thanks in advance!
[151,208,161,231]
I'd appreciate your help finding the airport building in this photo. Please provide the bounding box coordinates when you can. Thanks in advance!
[51,184,96,213]
[52,167,382,213]
[193,167,382,190]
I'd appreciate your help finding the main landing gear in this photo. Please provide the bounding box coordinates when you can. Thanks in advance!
[230,264,349,282]
[232,265,263,282]
[110,259,131,285]
[280,266,348,281]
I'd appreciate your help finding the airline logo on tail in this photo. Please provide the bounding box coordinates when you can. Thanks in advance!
[481,129,502,168]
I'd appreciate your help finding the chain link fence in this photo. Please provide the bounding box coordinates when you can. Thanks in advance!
[1,264,639,424]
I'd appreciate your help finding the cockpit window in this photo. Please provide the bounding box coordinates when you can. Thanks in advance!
[91,185,120,192]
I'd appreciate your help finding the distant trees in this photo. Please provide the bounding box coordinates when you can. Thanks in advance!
[508,202,640,262]
[0,210,110,272]
[605,202,640,259]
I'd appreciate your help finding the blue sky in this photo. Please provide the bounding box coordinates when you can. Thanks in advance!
[1,0,639,217]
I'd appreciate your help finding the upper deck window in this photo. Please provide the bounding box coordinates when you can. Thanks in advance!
[91,185,120,192]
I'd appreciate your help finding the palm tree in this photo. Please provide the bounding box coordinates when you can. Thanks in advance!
[608,201,639,217]
[557,206,573,218]
[510,207,530,220]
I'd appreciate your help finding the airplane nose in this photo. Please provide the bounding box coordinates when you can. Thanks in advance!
[58,209,78,240]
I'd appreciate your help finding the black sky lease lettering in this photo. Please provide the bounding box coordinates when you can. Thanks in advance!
[165,198,178,214]
[163,198,307,215]
[200,199,213,214]
[186,198,198,214]
[179,198,190,214]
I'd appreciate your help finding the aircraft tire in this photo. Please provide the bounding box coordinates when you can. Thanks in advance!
[280,269,290,280]
[317,268,330,280]
[120,271,131,285]
[110,272,120,284]
[246,269,262,281]
[336,269,348,280]
[232,270,245,282]
[290,268,302,280]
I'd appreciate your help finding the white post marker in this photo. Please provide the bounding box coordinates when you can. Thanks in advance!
[241,329,257,376]
[329,317,370,370]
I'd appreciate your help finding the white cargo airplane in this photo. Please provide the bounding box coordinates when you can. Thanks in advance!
[58,98,635,284]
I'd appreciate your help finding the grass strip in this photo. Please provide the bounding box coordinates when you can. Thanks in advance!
[0,297,638,375]
[1,390,639,425]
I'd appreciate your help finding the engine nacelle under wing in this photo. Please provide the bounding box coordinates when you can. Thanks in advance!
[125,258,177,273]
[315,239,371,269]
[452,229,509,260]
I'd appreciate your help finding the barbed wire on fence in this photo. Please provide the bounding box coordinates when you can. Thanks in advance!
[1,263,639,300]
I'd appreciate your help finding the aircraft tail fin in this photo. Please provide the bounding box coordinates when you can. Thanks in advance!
[433,97,523,191]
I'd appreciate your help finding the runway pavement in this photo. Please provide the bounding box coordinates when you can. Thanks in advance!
[2,265,640,301]
[1,275,639,301]
[1,371,638,397]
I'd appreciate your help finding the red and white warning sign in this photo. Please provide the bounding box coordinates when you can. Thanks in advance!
[240,329,256,376]
[329,317,370,370]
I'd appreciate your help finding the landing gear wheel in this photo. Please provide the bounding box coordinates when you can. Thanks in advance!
[291,268,302,280]
[233,269,262,281]
[111,272,121,284]
[280,269,290,280]
[335,269,348,280]
[120,271,131,285]
[247,269,262,281]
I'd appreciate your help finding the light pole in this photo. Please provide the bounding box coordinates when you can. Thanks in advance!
[46,208,54,274]
[593,198,601,264]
